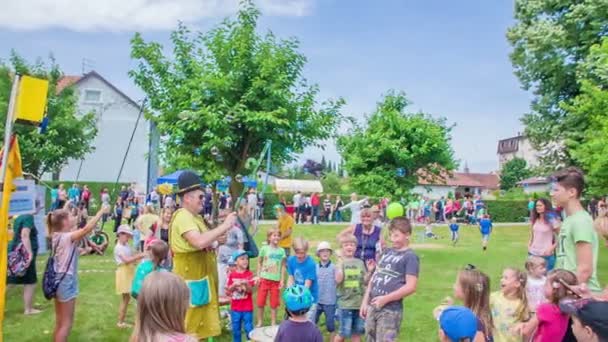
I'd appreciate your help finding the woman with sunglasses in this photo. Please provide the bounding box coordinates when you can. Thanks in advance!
[528,198,560,271]
[338,207,385,266]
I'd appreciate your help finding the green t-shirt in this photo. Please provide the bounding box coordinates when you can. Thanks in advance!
[10,215,38,252]
[90,234,105,245]
[259,245,286,282]
[555,210,601,292]
[337,258,366,309]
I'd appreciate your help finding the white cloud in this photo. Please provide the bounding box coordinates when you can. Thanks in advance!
[0,0,315,32]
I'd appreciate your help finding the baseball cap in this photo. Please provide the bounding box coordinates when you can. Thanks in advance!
[116,225,134,236]
[438,306,478,342]
[560,299,608,339]
[316,241,332,254]
[231,249,248,262]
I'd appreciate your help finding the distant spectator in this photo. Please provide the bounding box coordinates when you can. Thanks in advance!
[81,185,91,210]
[68,184,81,203]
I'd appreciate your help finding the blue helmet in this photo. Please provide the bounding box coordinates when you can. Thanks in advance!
[282,285,313,312]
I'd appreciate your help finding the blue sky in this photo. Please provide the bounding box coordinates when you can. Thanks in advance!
[0,0,531,172]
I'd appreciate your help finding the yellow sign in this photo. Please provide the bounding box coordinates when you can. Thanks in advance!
[15,75,49,125]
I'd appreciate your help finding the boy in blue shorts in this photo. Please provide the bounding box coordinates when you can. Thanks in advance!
[335,234,368,342]
[478,214,492,251]
[449,217,459,246]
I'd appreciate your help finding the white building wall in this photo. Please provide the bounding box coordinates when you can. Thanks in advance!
[412,185,454,199]
[498,137,539,169]
[59,76,150,186]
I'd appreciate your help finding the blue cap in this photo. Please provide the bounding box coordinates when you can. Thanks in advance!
[231,250,248,262]
[439,306,478,342]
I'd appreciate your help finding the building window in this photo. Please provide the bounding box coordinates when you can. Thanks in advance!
[84,89,102,103]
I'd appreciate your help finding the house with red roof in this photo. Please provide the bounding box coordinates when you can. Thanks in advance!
[413,167,500,199]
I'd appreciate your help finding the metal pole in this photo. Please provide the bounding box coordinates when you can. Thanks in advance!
[262,140,271,195]
[111,98,147,197]
[0,75,20,186]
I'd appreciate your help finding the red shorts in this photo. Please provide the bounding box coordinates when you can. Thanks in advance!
[256,278,280,309]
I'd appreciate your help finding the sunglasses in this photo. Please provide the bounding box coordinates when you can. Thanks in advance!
[465,264,476,271]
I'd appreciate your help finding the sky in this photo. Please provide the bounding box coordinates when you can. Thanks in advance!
[0,0,532,173]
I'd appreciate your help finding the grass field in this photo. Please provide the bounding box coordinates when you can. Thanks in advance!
[4,222,608,341]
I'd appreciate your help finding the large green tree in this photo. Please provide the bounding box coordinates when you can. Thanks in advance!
[337,91,456,197]
[563,37,608,194]
[0,52,97,178]
[507,0,608,169]
[500,157,531,191]
[129,2,345,198]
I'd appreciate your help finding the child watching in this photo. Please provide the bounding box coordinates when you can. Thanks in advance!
[453,266,494,341]
[276,205,294,256]
[449,217,459,246]
[275,285,323,342]
[560,298,608,342]
[226,250,255,342]
[361,217,419,342]
[490,267,530,341]
[435,306,479,342]
[287,237,318,321]
[314,241,337,338]
[516,269,579,341]
[525,256,548,313]
[479,214,492,251]
[256,228,286,327]
[335,234,367,342]
[131,239,170,299]
[130,271,197,342]
[114,225,144,328]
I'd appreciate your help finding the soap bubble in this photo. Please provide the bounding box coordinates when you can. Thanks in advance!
[210,146,219,156]
[235,174,243,183]
[178,110,191,120]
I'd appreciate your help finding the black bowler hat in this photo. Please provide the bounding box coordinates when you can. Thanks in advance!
[177,171,203,195]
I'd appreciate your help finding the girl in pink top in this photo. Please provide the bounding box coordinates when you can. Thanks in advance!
[516,269,578,341]
[528,199,559,270]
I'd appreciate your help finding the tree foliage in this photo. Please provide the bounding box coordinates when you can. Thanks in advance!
[129,1,345,198]
[0,52,97,178]
[500,157,531,191]
[563,37,608,194]
[507,0,608,169]
[337,90,456,197]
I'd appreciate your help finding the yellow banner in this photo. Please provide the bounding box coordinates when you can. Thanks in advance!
[0,136,23,336]
[15,75,49,125]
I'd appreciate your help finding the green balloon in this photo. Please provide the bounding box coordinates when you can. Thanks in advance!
[386,202,405,220]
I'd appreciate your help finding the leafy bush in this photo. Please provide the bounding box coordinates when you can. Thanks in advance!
[486,200,529,223]
[43,181,130,212]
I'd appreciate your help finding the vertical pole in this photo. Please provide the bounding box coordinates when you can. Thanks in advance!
[0,75,20,185]
[263,140,271,194]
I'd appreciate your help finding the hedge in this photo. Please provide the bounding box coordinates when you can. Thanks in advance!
[260,194,529,223]
[485,200,529,223]
[41,181,130,212]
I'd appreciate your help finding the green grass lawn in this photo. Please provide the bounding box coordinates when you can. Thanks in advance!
[4,223,608,341]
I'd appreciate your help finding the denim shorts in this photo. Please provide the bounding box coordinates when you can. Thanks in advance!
[339,308,365,338]
[56,273,79,302]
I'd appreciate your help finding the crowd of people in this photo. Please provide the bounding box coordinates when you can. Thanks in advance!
[5,167,608,342]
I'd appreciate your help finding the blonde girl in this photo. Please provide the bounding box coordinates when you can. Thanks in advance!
[453,266,494,342]
[490,267,530,342]
[256,228,286,326]
[131,240,170,299]
[48,204,109,342]
[516,269,578,341]
[115,225,145,328]
[130,271,197,342]
[525,256,547,313]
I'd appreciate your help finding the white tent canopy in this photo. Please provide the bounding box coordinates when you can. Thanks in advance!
[274,179,323,193]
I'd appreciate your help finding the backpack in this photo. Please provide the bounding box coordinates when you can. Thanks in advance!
[237,216,258,258]
[42,238,76,300]
[8,242,30,277]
